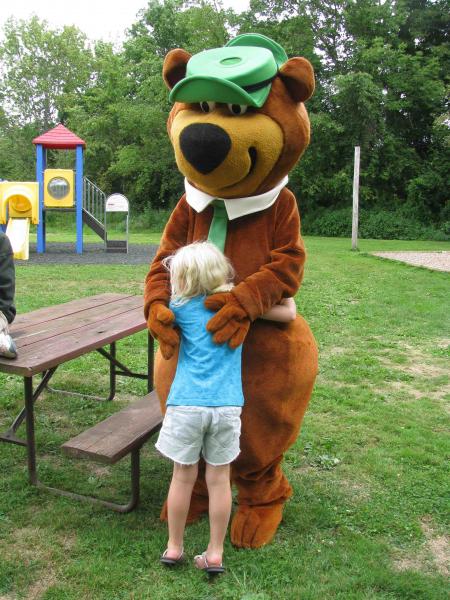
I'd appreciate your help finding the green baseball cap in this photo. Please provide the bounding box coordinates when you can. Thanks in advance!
[169,34,288,108]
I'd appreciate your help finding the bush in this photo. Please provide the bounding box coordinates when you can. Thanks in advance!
[301,207,352,237]
[131,207,172,232]
[301,207,449,240]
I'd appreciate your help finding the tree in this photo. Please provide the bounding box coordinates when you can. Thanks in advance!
[0,1,448,235]
[0,16,94,130]
[128,0,231,58]
[102,0,233,209]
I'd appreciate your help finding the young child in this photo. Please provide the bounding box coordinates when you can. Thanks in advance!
[156,241,296,574]
[0,232,17,359]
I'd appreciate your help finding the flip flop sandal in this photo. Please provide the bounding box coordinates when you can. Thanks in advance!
[194,552,225,575]
[160,548,185,566]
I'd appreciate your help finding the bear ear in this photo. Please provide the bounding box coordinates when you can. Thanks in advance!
[163,49,192,90]
[279,57,315,103]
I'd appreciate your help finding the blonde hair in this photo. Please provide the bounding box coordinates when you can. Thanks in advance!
[163,241,234,305]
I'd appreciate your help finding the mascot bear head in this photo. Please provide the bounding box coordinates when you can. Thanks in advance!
[163,33,315,199]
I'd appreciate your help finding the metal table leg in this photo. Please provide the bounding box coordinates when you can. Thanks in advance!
[148,332,154,393]
[45,342,117,401]
[35,448,142,513]
[23,371,142,512]
[24,376,37,485]
[2,333,155,512]
[0,367,58,446]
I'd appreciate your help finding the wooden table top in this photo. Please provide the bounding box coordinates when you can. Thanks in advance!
[0,293,146,377]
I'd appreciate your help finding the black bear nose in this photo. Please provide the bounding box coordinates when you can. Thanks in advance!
[180,123,231,174]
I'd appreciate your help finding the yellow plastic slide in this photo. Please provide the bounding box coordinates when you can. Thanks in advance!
[6,218,30,260]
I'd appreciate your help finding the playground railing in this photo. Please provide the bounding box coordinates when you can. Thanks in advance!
[83,177,106,235]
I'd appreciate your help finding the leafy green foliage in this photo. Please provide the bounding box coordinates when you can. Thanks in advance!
[0,1,448,236]
[301,207,448,240]
[0,16,93,129]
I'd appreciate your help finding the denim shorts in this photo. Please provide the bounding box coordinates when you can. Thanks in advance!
[155,405,242,466]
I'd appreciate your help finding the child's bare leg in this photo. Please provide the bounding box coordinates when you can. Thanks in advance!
[166,462,198,558]
[203,463,232,565]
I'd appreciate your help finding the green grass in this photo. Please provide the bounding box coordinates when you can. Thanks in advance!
[1,235,449,599]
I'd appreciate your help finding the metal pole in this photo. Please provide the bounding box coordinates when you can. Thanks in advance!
[104,193,107,250]
[147,332,154,393]
[109,342,116,401]
[36,144,45,253]
[24,377,38,485]
[76,145,84,254]
[351,146,360,251]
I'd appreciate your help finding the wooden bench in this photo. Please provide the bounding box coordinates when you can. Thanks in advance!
[61,391,163,512]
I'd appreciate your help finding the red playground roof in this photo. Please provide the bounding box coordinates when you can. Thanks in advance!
[32,124,86,149]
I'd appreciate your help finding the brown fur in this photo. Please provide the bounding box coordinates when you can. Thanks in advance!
[162,49,191,89]
[145,47,318,548]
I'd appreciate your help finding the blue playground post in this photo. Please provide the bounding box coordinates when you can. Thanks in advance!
[75,144,84,254]
[36,144,46,253]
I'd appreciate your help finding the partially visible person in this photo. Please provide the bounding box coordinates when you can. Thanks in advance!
[155,241,297,574]
[0,232,17,359]
[260,297,296,323]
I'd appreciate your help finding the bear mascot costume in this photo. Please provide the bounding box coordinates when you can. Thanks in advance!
[144,33,318,549]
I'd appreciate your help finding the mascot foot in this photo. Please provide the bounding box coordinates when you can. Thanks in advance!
[160,494,209,524]
[230,504,284,548]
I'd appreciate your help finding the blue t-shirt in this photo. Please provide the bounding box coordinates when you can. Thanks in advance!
[167,296,244,407]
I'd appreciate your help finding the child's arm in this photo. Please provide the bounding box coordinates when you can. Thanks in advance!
[260,297,296,323]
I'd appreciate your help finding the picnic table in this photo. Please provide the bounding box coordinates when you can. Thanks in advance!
[0,293,156,509]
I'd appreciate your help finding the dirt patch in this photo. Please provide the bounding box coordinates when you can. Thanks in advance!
[338,477,371,502]
[402,361,448,379]
[89,464,112,477]
[0,526,76,599]
[421,517,450,577]
[372,251,450,272]
[26,572,58,600]
[114,392,147,404]
[319,345,348,359]
[436,339,450,350]
[393,517,450,577]
[377,341,448,385]
[394,556,424,573]
[387,381,424,400]
[293,464,314,474]
[383,380,449,403]
[10,526,53,562]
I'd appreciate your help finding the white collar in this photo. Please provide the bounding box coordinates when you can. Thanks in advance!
[184,176,289,220]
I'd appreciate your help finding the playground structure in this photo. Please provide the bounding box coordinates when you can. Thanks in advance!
[0,124,129,259]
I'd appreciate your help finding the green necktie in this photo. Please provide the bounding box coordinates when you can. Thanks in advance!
[207,200,228,253]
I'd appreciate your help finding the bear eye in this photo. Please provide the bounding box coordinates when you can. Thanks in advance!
[200,101,216,113]
[227,103,248,116]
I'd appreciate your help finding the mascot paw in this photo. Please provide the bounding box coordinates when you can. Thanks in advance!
[147,303,180,359]
[160,494,209,524]
[230,504,284,548]
[205,294,250,348]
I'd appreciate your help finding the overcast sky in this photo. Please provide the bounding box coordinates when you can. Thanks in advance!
[0,0,250,45]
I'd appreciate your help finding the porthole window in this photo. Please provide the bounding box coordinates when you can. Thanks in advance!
[47,177,70,200]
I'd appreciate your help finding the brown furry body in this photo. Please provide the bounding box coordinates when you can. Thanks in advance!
[144,46,318,548]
